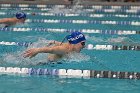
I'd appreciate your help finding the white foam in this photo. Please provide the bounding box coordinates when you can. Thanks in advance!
[63,52,90,63]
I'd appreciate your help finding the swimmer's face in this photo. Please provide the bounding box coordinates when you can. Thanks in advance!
[22,18,26,22]
[74,41,86,52]
[19,18,26,23]
[80,41,85,47]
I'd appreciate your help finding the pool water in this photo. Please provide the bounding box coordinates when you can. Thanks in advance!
[0,4,140,93]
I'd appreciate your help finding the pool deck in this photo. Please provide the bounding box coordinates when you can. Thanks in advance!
[0,0,140,6]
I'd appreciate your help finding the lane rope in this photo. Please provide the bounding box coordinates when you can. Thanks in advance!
[0,4,140,9]
[0,12,140,18]
[23,19,140,26]
[0,8,140,14]
[0,41,139,51]
[0,67,139,80]
[0,27,138,35]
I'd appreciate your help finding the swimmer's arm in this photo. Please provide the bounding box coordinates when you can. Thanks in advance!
[0,18,10,24]
[24,46,66,58]
[38,46,66,54]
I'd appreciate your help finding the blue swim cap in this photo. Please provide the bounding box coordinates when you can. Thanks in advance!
[66,32,86,44]
[16,12,26,19]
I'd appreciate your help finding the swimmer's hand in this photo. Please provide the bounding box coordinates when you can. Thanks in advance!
[23,48,39,58]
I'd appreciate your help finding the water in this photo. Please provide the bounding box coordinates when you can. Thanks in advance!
[0,76,140,93]
[0,4,140,93]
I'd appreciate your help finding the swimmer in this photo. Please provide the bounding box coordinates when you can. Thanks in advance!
[64,0,74,4]
[23,31,86,62]
[0,12,26,27]
[31,12,36,16]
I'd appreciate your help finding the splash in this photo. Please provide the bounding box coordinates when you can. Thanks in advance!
[3,50,49,66]
[15,22,29,28]
[2,37,90,66]
[0,24,6,28]
[2,38,52,66]
[71,0,83,13]
[27,38,51,48]
[49,0,87,14]
[86,35,136,45]
[108,37,128,43]
[86,35,105,43]
[107,36,139,45]
[63,52,90,63]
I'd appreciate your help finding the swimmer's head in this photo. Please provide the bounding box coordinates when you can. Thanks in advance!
[16,12,26,19]
[66,31,86,44]
[31,12,36,16]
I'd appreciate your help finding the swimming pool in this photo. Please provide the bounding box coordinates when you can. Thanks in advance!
[0,3,140,93]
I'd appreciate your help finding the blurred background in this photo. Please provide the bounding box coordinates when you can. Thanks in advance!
[0,0,140,5]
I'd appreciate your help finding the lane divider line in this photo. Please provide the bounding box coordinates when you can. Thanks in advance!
[0,67,139,80]
[0,41,140,51]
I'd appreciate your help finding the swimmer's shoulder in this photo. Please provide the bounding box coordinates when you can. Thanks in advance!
[60,42,69,46]
[60,43,70,48]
